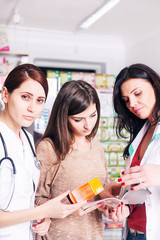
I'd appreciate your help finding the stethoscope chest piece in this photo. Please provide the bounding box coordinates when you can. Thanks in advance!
[34,157,42,169]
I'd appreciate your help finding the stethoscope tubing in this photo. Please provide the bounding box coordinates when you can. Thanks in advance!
[22,127,36,158]
[0,128,38,173]
[0,127,40,210]
[0,157,16,174]
[0,132,16,174]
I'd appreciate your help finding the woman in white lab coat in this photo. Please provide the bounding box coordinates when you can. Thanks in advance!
[105,63,160,240]
[0,64,86,240]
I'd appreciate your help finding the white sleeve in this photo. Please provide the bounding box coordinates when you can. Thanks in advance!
[0,160,15,210]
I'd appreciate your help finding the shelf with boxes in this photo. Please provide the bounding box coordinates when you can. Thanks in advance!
[97,115,128,181]
[46,69,116,90]
[0,52,29,84]
[98,116,126,237]
[0,52,29,113]
[95,84,128,182]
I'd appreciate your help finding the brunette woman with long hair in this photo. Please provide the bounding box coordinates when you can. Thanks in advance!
[35,80,108,240]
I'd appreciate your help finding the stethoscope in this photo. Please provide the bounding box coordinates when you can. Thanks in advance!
[0,127,42,210]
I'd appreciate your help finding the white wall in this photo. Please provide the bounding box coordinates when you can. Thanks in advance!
[126,32,160,74]
[1,25,126,75]
[2,26,160,76]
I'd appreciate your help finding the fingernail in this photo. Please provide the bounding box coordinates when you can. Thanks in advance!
[105,206,108,210]
[121,182,125,186]
[112,209,115,212]
[122,171,125,175]
[130,187,134,191]
[97,202,102,205]
[121,202,124,205]
[118,204,121,207]
[87,200,91,203]
[99,204,104,208]
[118,178,122,182]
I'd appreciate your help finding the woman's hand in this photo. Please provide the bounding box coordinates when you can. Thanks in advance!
[76,203,100,216]
[40,190,87,219]
[103,202,130,222]
[32,218,51,236]
[118,165,160,190]
[99,181,122,199]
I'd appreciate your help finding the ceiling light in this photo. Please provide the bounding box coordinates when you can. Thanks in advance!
[12,8,23,25]
[79,0,121,29]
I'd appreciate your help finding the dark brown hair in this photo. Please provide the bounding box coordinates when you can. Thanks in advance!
[113,63,160,158]
[42,80,100,160]
[4,63,48,98]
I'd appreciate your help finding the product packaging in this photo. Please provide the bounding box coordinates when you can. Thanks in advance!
[67,177,104,204]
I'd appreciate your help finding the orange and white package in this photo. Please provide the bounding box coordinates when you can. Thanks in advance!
[67,177,104,204]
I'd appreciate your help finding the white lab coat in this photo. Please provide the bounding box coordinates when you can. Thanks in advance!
[0,122,39,240]
[122,120,160,240]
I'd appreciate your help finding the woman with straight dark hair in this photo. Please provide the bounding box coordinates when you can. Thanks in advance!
[35,80,108,240]
[0,64,86,240]
[105,63,160,240]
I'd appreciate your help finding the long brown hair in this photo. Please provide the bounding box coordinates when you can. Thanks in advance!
[42,80,100,160]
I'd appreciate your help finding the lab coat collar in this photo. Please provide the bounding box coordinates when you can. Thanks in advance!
[129,120,160,157]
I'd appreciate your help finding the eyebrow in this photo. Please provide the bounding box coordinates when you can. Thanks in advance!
[121,87,139,97]
[71,110,97,118]
[21,92,46,99]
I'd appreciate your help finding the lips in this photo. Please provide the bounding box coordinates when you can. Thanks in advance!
[23,115,34,121]
[83,129,91,134]
[134,107,144,114]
